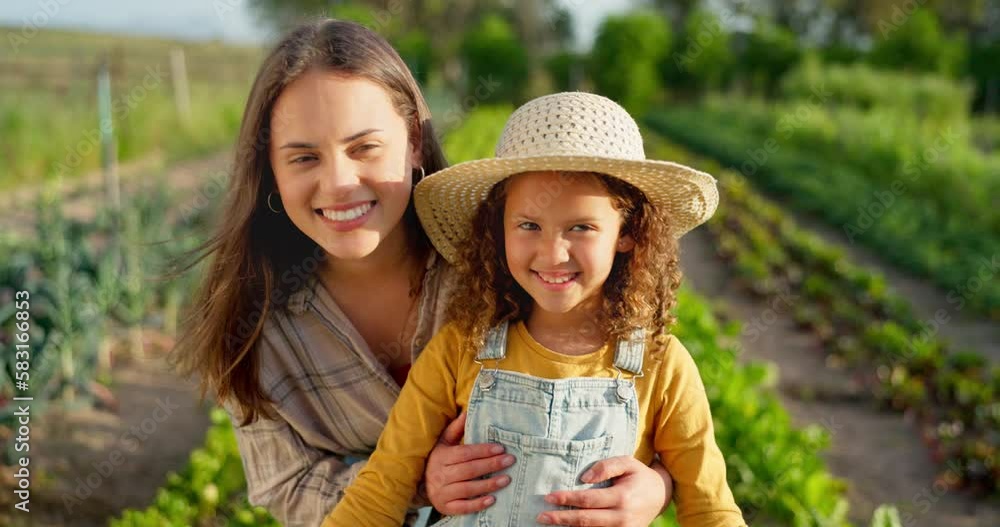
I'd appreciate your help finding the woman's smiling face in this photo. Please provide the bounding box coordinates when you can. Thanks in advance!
[268,70,420,261]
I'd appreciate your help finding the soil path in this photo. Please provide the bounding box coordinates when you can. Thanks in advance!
[766,202,998,364]
[681,227,998,527]
[3,351,212,527]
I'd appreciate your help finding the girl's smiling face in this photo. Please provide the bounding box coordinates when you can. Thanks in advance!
[269,70,420,261]
[504,171,635,319]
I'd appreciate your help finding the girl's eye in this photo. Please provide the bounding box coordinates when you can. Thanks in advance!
[291,154,317,164]
[518,222,539,231]
[570,224,594,232]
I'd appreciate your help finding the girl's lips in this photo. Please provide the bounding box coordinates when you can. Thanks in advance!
[532,271,579,291]
[317,201,377,232]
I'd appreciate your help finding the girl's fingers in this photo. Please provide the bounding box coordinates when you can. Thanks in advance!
[537,508,617,526]
[437,411,467,446]
[544,487,620,509]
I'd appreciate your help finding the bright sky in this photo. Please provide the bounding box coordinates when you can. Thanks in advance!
[0,0,637,49]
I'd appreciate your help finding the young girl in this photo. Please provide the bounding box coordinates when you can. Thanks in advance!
[324,92,745,526]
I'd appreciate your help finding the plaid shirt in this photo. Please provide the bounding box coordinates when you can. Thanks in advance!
[226,252,454,526]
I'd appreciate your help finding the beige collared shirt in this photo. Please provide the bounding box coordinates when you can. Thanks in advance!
[226,252,454,527]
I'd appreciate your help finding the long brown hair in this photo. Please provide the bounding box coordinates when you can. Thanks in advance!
[170,19,448,425]
[446,172,683,356]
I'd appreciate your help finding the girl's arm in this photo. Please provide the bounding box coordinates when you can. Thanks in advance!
[655,338,746,527]
[322,325,463,526]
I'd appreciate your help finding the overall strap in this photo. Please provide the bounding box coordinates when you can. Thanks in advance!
[613,328,646,376]
[476,320,510,361]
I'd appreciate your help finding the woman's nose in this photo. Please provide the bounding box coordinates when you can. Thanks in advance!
[318,155,362,194]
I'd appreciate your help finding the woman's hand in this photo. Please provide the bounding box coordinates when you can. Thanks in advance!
[537,456,674,526]
[423,412,515,515]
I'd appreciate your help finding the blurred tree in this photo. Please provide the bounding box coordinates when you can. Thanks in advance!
[675,8,733,91]
[646,0,702,30]
[248,0,568,96]
[545,51,582,92]
[459,14,530,104]
[740,18,802,96]
[395,31,435,85]
[869,8,966,77]
[968,40,1000,112]
[590,12,670,115]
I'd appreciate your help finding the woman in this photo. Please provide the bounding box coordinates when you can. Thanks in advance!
[173,18,674,527]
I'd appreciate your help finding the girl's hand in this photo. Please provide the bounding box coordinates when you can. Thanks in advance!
[537,456,673,526]
[424,412,515,515]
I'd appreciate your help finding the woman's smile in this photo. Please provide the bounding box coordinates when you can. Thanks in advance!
[316,200,379,232]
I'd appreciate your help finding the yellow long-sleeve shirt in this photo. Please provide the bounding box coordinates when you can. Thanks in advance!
[324,321,745,526]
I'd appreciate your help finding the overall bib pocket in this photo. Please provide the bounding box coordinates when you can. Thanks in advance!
[480,425,614,527]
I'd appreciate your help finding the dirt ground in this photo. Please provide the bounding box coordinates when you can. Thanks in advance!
[1,337,212,527]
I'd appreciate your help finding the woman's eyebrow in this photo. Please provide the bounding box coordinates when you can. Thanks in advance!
[278,128,383,150]
[341,128,382,143]
[279,141,317,150]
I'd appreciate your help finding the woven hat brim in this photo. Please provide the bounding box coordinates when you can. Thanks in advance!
[415,154,719,265]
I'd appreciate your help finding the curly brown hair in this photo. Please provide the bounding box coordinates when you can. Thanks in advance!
[445,171,683,356]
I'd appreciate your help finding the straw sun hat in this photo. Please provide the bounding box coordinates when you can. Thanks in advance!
[414,91,719,264]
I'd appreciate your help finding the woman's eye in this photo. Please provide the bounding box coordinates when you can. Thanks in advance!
[518,222,539,230]
[291,155,316,164]
[354,143,380,154]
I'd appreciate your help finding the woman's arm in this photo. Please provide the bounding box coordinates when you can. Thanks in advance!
[535,456,674,526]
[323,326,464,526]
[227,404,366,527]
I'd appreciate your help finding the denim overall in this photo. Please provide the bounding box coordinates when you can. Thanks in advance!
[432,321,646,526]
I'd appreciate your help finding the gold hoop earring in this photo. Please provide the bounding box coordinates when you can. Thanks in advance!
[267,191,283,213]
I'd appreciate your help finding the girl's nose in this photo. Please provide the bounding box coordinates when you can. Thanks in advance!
[537,234,571,266]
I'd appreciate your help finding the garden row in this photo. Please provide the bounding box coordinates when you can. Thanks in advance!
[109,408,278,527]
[0,182,211,461]
[642,132,999,496]
[645,97,1000,319]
